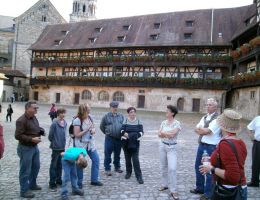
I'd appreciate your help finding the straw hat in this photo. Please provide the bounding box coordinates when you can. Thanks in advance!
[216,109,242,133]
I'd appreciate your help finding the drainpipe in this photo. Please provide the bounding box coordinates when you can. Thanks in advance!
[12,19,19,70]
[210,9,214,44]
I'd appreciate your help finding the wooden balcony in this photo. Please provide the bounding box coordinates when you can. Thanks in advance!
[30,76,230,90]
[230,71,260,89]
[31,55,232,68]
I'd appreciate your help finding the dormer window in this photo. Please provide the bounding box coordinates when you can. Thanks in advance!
[150,34,159,40]
[184,33,192,40]
[42,16,46,22]
[117,36,126,42]
[54,40,62,46]
[89,37,97,43]
[61,30,69,35]
[185,20,194,27]
[95,27,103,32]
[218,33,223,38]
[123,25,131,31]
[154,23,161,29]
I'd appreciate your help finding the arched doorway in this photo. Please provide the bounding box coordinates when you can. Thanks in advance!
[177,97,184,111]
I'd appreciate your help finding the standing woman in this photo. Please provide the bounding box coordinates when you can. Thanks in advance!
[121,107,144,184]
[49,103,57,121]
[158,105,181,200]
[199,109,247,200]
[6,104,13,122]
[73,104,103,188]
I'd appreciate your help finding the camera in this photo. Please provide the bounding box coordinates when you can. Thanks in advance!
[39,127,46,136]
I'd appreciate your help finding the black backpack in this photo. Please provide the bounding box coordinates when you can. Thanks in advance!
[68,115,93,138]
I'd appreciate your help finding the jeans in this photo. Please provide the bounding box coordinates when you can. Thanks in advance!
[104,135,122,171]
[6,113,12,122]
[17,144,40,194]
[195,143,216,197]
[77,149,100,187]
[241,187,247,200]
[159,143,177,193]
[123,146,142,178]
[49,150,63,187]
[61,160,80,197]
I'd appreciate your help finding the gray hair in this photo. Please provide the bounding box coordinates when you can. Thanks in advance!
[25,101,37,110]
[207,98,218,108]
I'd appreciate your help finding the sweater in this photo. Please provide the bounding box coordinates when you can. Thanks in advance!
[63,147,87,161]
[211,139,247,186]
[48,119,67,150]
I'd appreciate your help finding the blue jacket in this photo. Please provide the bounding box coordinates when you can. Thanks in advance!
[63,147,87,161]
[48,119,67,150]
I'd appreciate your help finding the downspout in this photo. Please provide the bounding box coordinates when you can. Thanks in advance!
[210,9,214,44]
[12,19,19,70]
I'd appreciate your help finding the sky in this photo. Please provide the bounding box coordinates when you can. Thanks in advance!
[0,0,254,21]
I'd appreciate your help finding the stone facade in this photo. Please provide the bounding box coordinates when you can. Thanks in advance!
[70,0,97,22]
[30,86,225,114]
[12,0,66,76]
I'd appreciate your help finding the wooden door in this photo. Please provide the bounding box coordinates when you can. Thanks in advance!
[177,98,184,111]
[56,93,60,103]
[33,91,39,101]
[192,98,200,112]
[137,95,145,108]
[74,93,80,104]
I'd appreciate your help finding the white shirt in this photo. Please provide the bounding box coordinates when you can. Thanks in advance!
[247,116,260,141]
[160,119,181,144]
[196,113,221,145]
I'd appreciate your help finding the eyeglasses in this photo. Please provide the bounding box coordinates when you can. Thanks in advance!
[32,107,39,110]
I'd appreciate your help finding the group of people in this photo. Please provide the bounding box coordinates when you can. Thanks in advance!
[6,98,259,200]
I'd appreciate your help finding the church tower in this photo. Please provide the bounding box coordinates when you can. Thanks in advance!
[70,0,97,22]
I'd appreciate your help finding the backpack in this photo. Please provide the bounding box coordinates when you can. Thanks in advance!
[68,115,94,138]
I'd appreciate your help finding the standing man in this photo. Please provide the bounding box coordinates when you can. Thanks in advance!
[247,115,260,187]
[100,101,124,176]
[190,98,221,200]
[15,101,44,198]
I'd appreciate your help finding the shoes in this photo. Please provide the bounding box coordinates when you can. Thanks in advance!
[91,181,103,186]
[200,194,210,200]
[78,184,83,189]
[125,173,131,179]
[72,189,84,196]
[190,189,203,194]
[49,186,57,192]
[105,171,112,176]
[247,182,259,187]
[158,186,168,191]
[115,168,123,173]
[137,177,144,184]
[30,185,42,190]
[20,191,35,198]
[61,195,69,200]
[170,193,179,200]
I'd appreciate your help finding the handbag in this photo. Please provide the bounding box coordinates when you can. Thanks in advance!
[211,139,243,200]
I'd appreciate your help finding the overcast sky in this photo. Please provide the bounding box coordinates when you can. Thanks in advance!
[0,0,254,21]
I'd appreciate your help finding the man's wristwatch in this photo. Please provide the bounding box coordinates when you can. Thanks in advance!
[211,167,216,174]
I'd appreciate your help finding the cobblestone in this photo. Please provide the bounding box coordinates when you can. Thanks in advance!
[0,102,259,200]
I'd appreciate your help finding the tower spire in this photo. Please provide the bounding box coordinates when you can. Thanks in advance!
[70,0,97,22]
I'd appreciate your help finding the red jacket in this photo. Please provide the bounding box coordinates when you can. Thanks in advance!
[0,125,4,159]
[211,139,247,186]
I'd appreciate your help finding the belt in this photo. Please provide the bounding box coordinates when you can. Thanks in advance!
[200,142,215,146]
[162,141,177,146]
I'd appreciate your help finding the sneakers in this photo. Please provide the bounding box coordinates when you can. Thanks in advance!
[137,177,144,184]
[61,195,69,200]
[72,189,84,196]
[190,189,203,195]
[247,182,259,187]
[49,186,57,192]
[30,185,42,190]
[115,168,123,173]
[105,171,112,176]
[91,181,103,186]
[125,173,131,179]
[200,194,210,200]
[20,191,35,198]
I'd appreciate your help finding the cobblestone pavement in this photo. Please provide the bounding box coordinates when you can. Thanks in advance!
[0,102,259,200]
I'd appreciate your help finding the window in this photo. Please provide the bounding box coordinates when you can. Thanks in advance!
[50,69,56,76]
[83,4,86,12]
[42,16,46,22]
[150,34,159,40]
[54,40,62,46]
[139,90,145,93]
[89,37,97,43]
[113,91,124,102]
[184,33,192,40]
[113,66,123,77]
[123,25,131,31]
[82,90,92,100]
[95,27,103,32]
[117,36,126,42]
[61,30,69,36]
[154,23,161,29]
[167,96,171,100]
[218,33,222,38]
[250,91,255,100]
[185,20,194,27]
[98,91,109,101]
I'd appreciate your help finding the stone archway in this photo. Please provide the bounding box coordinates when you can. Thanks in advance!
[177,97,184,111]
